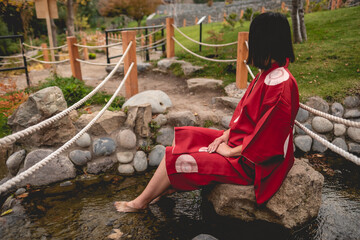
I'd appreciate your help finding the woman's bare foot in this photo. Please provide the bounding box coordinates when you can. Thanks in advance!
[114,201,147,213]
[150,188,176,205]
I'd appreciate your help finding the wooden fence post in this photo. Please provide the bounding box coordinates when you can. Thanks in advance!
[236,32,249,89]
[122,31,138,99]
[208,15,211,23]
[195,17,198,25]
[166,18,175,58]
[240,10,244,19]
[336,0,341,8]
[305,0,310,13]
[67,36,82,80]
[183,18,186,27]
[149,35,153,52]
[223,12,227,22]
[41,43,50,69]
[261,6,265,13]
[331,0,336,10]
[82,37,89,60]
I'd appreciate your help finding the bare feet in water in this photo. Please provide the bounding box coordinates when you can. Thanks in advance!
[114,201,146,213]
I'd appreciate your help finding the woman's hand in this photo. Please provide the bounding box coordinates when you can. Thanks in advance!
[215,142,232,157]
[207,130,230,153]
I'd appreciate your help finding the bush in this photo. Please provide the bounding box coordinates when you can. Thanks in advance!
[89,53,96,59]
[0,19,20,56]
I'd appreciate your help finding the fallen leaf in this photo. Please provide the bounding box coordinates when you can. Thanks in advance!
[107,229,123,240]
[1,209,13,217]
[37,205,46,212]
[17,193,29,198]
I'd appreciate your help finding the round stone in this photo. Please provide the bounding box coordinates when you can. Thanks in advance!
[348,142,360,154]
[343,96,360,108]
[149,145,166,167]
[117,129,136,149]
[331,102,344,118]
[6,149,26,176]
[312,116,333,133]
[156,127,174,146]
[332,138,348,152]
[221,116,232,128]
[347,127,360,143]
[117,164,135,175]
[295,123,312,135]
[69,150,92,166]
[312,134,328,153]
[93,137,117,156]
[14,188,26,196]
[133,151,148,172]
[153,114,167,126]
[294,135,312,152]
[116,152,134,164]
[334,124,346,136]
[296,108,310,123]
[344,109,360,119]
[75,133,91,148]
[306,96,329,113]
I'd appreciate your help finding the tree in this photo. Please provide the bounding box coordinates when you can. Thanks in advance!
[291,0,307,43]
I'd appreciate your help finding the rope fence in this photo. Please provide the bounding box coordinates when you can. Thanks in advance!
[76,58,118,66]
[22,43,67,51]
[135,26,165,40]
[74,41,122,49]
[26,56,70,64]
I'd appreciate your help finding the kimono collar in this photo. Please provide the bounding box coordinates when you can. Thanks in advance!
[262,58,290,76]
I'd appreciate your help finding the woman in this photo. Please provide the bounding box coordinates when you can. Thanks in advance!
[115,12,299,212]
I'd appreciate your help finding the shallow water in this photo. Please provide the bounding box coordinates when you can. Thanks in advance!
[1,156,360,240]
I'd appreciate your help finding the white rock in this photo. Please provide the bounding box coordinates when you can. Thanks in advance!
[344,109,360,119]
[117,129,137,149]
[118,164,135,175]
[75,133,91,148]
[347,127,360,143]
[116,152,134,164]
[334,124,346,136]
[186,78,223,91]
[312,116,333,133]
[133,151,148,172]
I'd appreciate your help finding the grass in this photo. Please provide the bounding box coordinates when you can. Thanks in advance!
[171,6,360,103]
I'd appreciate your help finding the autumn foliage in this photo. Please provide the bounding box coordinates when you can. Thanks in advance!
[0,80,28,118]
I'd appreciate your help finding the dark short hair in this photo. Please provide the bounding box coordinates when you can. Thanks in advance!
[246,12,295,70]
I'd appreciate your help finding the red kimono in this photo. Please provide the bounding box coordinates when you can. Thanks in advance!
[165,60,299,205]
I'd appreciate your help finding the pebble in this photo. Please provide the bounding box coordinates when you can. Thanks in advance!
[116,152,134,164]
[343,96,360,108]
[118,164,135,175]
[348,142,360,154]
[93,138,117,156]
[75,133,91,148]
[334,124,346,136]
[331,102,344,117]
[14,188,26,196]
[332,138,348,151]
[344,109,360,119]
[69,150,92,166]
[153,114,167,126]
[312,134,328,153]
[347,127,360,143]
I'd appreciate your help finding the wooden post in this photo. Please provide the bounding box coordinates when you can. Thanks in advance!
[41,43,50,69]
[336,0,341,8]
[223,12,227,22]
[141,34,145,47]
[43,0,55,63]
[208,15,211,23]
[82,37,89,60]
[195,17,198,25]
[67,36,82,80]
[166,18,175,58]
[121,31,138,99]
[305,0,310,13]
[261,6,265,13]
[236,32,249,89]
[149,35,153,52]
[183,18,186,27]
[331,0,336,10]
[240,10,244,19]
[281,2,286,12]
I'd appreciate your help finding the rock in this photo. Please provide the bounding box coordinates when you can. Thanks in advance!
[17,149,76,187]
[224,82,248,98]
[116,152,134,164]
[14,188,26,196]
[294,135,312,152]
[312,116,333,133]
[69,109,79,121]
[207,159,324,229]
[332,138,348,151]
[312,134,328,153]
[347,127,360,143]
[334,124,346,136]
[167,111,197,126]
[305,96,329,113]
[75,133,91,148]
[93,138,117,156]
[153,114,167,126]
[69,150,92,166]
[212,96,240,109]
[6,150,26,176]
[117,129,137,149]
[186,78,223,92]
[181,61,203,76]
[221,116,232,128]
[348,142,360,154]
[122,90,172,114]
[133,151,148,172]
[344,109,360,118]
[192,234,218,240]
[331,102,344,117]
[295,123,312,135]
[118,164,135,175]
[149,145,166,166]
[138,138,152,148]
[197,110,220,125]
[105,63,151,75]
[296,108,310,123]
[343,96,360,108]
[75,110,126,136]
[157,57,178,70]
[125,104,152,137]
[156,127,174,146]
[87,157,114,174]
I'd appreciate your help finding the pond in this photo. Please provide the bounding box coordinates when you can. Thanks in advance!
[0,155,359,240]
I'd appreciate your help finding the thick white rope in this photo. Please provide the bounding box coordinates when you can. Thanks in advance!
[172,24,237,47]
[295,120,360,165]
[172,37,237,63]
[0,41,133,147]
[25,56,70,64]
[244,60,255,79]
[76,58,118,66]
[0,62,135,194]
[136,38,166,50]
[1,60,23,65]
[74,42,122,49]
[135,26,165,40]
[0,55,23,59]
[23,43,67,50]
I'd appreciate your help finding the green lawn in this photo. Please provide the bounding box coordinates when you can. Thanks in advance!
[171,6,360,102]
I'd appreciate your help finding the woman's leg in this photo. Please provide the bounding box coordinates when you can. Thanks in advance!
[115,156,171,212]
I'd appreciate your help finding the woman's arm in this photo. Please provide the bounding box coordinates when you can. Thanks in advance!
[207,129,230,153]
[216,142,242,157]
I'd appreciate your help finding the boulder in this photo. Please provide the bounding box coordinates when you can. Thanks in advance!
[181,61,203,76]
[93,137,117,157]
[331,102,344,117]
[296,108,310,123]
[312,116,333,133]
[294,135,312,152]
[75,133,91,148]
[124,104,152,137]
[6,150,26,176]
[75,110,126,136]
[206,159,324,229]
[186,78,223,92]
[87,157,114,174]
[133,151,148,172]
[197,110,220,125]
[167,111,197,126]
[343,96,360,108]
[212,96,240,109]
[153,114,167,126]
[344,109,360,119]
[347,127,360,143]
[334,124,346,137]
[305,96,329,113]
[117,129,137,149]
[332,138,348,151]
[69,150,92,166]
[156,127,174,146]
[122,90,172,114]
[17,149,76,188]
[149,145,166,166]
[224,82,248,99]
[116,152,134,164]
[157,57,178,70]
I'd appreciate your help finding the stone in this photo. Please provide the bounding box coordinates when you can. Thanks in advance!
[344,109,360,119]
[87,157,114,174]
[75,133,91,148]
[224,82,248,99]
[348,142,360,154]
[296,108,310,123]
[138,138,152,148]
[133,151,148,172]
[207,159,324,229]
[312,134,328,153]
[105,63,151,75]
[181,61,203,76]
[332,138,348,151]
[295,123,312,135]
[116,152,134,164]
[212,96,240,109]
[312,116,333,133]
[17,149,76,188]
[192,234,218,240]
[221,116,232,128]
[197,111,220,125]
[331,102,344,117]
[294,135,312,152]
[347,127,360,143]
[334,124,346,136]
[6,150,26,176]
[117,129,137,149]
[117,164,135,175]
[153,114,167,126]
[156,127,174,146]
[125,104,152,137]
[343,96,360,108]
[186,78,223,92]
[122,90,172,114]
[167,111,197,126]
[157,57,178,70]
[149,145,166,166]
[93,137,117,156]
[75,110,126,136]
[14,188,26,196]
[69,150,92,166]
[305,96,329,113]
